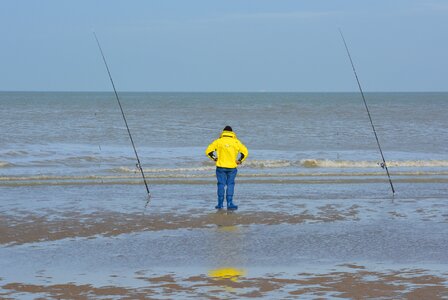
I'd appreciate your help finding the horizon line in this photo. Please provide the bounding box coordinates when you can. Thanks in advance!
[1,90,447,93]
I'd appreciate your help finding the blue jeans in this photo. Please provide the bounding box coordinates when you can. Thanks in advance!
[216,167,238,203]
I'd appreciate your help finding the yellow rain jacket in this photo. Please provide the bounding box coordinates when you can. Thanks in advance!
[205,130,248,168]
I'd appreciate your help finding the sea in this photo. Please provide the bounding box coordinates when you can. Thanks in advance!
[1,91,447,188]
[1,92,448,299]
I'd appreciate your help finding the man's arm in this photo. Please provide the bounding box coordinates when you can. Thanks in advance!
[205,140,218,161]
[208,151,217,161]
[237,142,248,164]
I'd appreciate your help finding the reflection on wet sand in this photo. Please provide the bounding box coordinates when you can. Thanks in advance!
[207,220,247,291]
[2,266,447,299]
[208,267,246,281]
[203,217,269,296]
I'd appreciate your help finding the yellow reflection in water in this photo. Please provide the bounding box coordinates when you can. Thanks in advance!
[208,267,246,282]
[217,225,238,232]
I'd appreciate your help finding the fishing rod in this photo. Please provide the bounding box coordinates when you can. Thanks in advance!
[94,32,151,197]
[339,29,395,194]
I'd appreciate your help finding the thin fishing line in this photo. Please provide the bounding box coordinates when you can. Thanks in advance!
[339,29,395,194]
[93,32,151,197]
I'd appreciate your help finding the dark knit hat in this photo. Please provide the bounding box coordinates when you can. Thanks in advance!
[223,125,233,132]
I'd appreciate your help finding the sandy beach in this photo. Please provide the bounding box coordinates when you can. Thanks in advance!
[1,180,448,299]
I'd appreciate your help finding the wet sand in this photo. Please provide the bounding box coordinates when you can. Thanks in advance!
[0,205,362,246]
[1,182,448,299]
[1,267,447,299]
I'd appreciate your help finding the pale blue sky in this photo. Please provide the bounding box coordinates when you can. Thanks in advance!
[1,0,447,92]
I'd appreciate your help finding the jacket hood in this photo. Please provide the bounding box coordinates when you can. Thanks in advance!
[220,130,236,138]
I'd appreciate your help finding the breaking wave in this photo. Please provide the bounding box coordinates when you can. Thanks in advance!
[300,159,448,168]
[244,159,448,169]
[106,159,448,174]
[2,156,448,187]
[119,159,448,172]
[111,166,216,173]
[0,161,13,168]
[243,160,292,168]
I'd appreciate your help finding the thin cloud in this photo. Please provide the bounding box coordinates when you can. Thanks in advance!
[227,10,341,21]
[180,10,342,25]
[409,1,448,14]
[422,2,448,11]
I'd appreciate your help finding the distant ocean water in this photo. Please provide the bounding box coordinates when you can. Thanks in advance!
[1,91,447,188]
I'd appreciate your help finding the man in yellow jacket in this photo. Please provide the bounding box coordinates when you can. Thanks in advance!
[206,126,248,210]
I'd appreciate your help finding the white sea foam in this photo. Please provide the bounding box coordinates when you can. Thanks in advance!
[243,160,292,168]
[300,159,448,168]
[109,159,448,174]
[235,159,448,169]
[111,166,215,174]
